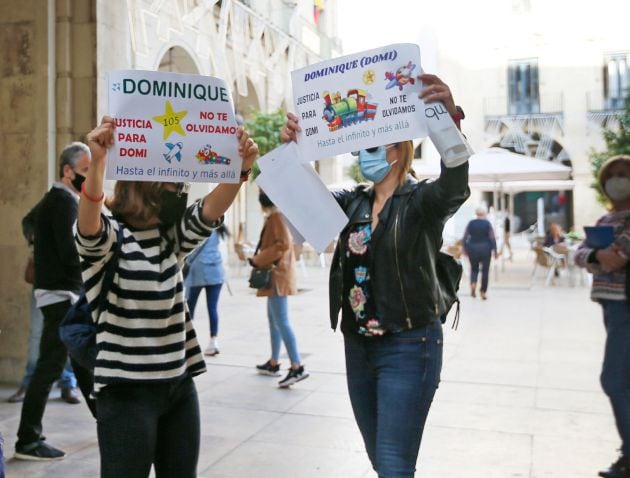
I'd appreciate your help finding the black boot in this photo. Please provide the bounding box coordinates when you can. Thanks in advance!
[599,455,630,478]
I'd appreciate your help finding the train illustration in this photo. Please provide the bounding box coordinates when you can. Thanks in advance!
[322,89,378,131]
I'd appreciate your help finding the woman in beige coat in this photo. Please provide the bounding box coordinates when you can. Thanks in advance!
[251,192,309,387]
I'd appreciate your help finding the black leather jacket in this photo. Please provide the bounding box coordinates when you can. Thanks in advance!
[330,162,469,331]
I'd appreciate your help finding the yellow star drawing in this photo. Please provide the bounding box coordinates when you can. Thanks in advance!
[152,100,188,140]
[363,69,375,85]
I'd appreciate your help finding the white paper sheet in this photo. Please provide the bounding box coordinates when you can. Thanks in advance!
[255,143,348,253]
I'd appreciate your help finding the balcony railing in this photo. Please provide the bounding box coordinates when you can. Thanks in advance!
[586,89,626,129]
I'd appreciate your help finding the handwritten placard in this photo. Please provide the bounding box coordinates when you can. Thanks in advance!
[291,43,428,162]
[106,70,242,183]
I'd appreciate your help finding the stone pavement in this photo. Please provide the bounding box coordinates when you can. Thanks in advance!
[0,245,620,477]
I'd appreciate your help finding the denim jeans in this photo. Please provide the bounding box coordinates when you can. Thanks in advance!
[22,292,76,390]
[467,246,492,292]
[344,321,443,478]
[267,292,301,364]
[96,376,200,478]
[186,283,223,337]
[16,301,96,448]
[600,299,630,456]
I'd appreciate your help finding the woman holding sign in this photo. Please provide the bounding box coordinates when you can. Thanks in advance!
[76,116,258,478]
[574,155,630,478]
[281,73,470,477]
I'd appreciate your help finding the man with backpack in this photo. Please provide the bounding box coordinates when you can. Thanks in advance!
[14,142,95,461]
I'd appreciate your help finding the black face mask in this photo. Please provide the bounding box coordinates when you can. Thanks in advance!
[158,189,188,227]
[71,171,86,192]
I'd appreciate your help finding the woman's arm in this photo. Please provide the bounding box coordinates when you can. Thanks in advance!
[200,127,258,226]
[79,117,116,237]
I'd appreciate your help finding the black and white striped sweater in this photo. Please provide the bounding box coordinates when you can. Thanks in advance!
[75,199,217,392]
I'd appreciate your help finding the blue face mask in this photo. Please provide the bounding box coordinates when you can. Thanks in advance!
[358,146,392,183]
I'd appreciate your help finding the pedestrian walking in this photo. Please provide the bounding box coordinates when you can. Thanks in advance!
[252,192,309,388]
[75,116,258,478]
[574,154,630,478]
[462,207,498,300]
[9,201,81,405]
[280,73,470,477]
[185,225,229,356]
[14,142,96,462]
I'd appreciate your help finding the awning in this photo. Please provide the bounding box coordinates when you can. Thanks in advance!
[414,147,572,183]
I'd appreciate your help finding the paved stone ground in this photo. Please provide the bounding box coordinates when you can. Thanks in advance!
[0,242,620,477]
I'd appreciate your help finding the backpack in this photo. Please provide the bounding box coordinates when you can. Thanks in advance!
[59,226,123,370]
[436,250,463,329]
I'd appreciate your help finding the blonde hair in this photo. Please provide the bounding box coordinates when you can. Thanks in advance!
[106,181,167,224]
[394,140,415,185]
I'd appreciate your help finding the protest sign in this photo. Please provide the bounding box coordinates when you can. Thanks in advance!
[107,70,241,183]
[291,43,427,162]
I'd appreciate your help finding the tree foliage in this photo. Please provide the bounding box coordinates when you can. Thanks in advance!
[244,109,286,180]
[589,97,630,205]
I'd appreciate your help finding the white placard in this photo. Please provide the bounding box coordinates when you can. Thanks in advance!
[256,143,348,253]
[291,43,428,162]
[107,70,242,183]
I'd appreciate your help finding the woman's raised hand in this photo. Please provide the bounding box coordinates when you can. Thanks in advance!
[417,74,457,118]
[236,127,259,171]
[86,116,116,163]
[279,112,301,144]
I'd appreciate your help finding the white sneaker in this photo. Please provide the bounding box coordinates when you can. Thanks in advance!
[204,339,220,356]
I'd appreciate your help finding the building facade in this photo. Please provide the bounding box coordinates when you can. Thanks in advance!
[420,0,628,233]
[0,0,339,381]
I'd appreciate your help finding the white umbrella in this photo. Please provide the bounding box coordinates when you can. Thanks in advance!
[414,147,572,182]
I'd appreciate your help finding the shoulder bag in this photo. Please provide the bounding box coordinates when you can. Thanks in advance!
[59,226,124,370]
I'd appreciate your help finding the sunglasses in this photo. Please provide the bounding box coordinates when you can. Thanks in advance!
[350,144,397,157]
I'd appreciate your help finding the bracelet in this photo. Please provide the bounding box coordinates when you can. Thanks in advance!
[81,183,105,202]
[451,106,465,126]
[240,168,251,182]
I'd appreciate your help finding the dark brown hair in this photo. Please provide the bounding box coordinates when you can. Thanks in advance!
[106,181,167,224]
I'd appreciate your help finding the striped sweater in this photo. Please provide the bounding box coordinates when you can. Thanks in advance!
[574,210,629,302]
[75,199,217,392]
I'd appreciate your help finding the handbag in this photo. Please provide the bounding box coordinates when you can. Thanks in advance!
[248,223,276,290]
[248,267,273,289]
[59,226,123,369]
[436,251,463,329]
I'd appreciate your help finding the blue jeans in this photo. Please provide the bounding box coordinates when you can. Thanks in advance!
[267,293,301,364]
[23,292,76,390]
[96,376,200,478]
[600,299,630,456]
[186,283,223,337]
[344,321,443,478]
[467,246,492,292]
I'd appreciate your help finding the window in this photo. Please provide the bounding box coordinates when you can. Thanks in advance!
[508,59,540,114]
[604,53,630,110]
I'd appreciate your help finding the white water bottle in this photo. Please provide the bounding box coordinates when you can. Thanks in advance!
[424,103,473,168]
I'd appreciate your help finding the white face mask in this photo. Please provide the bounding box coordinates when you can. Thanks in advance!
[605,176,630,201]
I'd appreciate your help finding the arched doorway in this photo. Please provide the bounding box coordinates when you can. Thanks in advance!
[157,46,199,74]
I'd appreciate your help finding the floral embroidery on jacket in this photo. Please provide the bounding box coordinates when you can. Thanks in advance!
[341,223,386,337]
[349,285,366,317]
[347,225,371,255]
